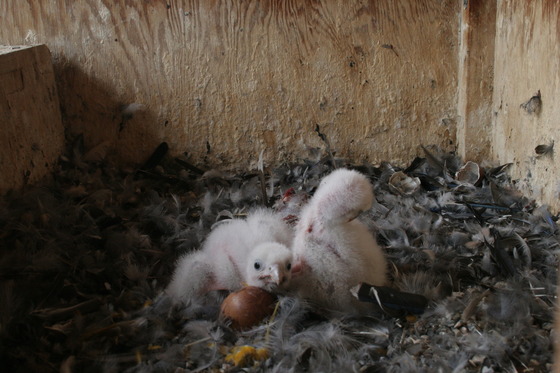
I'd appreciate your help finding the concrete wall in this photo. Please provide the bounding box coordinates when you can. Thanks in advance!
[491,1,560,213]
[0,0,459,169]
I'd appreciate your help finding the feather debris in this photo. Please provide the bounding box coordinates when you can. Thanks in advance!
[535,141,554,156]
[0,141,558,372]
[520,90,542,115]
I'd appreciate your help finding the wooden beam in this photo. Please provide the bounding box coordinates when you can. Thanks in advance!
[457,0,497,162]
[0,45,64,193]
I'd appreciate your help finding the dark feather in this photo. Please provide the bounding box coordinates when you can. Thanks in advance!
[140,142,169,171]
[535,141,554,156]
[485,230,517,277]
[353,283,429,315]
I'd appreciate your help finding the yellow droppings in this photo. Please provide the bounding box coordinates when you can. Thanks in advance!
[255,347,269,361]
[225,345,269,367]
[405,314,418,323]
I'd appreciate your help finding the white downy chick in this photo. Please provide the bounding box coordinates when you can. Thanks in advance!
[290,168,387,315]
[245,242,293,289]
[166,208,293,302]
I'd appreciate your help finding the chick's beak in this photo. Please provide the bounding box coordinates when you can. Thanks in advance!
[270,265,282,286]
[258,264,289,288]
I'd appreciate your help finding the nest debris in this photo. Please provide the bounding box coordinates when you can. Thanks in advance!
[0,143,558,372]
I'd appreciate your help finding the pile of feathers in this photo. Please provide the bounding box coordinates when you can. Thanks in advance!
[0,138,558,372]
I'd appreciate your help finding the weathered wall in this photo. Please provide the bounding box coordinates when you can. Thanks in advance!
[491,1,560,213]
[0,45,64,193]
[0,0,459,169]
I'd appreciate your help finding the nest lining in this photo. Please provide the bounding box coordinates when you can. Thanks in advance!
[0,144,558,372]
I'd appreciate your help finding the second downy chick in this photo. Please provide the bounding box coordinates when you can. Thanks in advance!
[166,208,293,303]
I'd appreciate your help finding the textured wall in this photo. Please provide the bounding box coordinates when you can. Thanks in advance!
[491,1,560,213]
[0,0,459,169]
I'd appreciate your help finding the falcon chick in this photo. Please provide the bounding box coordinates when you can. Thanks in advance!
[290,168,387,315]
[166,208,293,302]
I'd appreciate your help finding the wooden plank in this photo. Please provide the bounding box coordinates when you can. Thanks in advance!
[456,0,497,163]
[0,45,64,193]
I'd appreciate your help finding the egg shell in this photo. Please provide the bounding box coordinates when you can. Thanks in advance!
[220,286,277,330]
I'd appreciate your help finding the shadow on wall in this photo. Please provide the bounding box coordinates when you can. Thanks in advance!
[53,60,163,167]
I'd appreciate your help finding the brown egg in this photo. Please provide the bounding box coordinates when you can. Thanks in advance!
[220,286,277,330]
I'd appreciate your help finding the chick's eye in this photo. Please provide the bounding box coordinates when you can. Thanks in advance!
[254,261,261,270]
[286,263,292,270]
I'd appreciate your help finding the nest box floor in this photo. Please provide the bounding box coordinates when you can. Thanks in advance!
[0,143,558,372]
